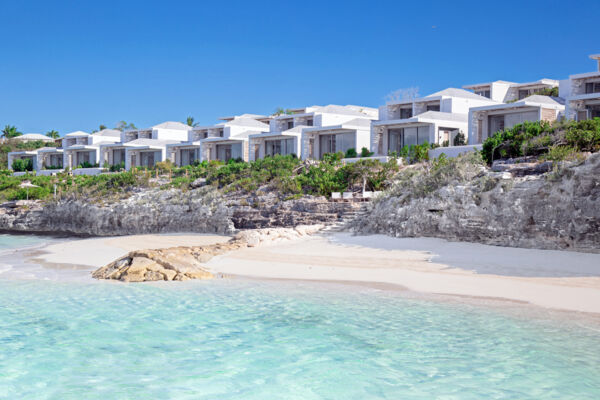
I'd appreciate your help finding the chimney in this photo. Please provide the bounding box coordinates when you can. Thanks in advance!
[590,54,600,71]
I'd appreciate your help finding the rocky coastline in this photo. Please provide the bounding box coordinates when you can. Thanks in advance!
[1,153,599,253]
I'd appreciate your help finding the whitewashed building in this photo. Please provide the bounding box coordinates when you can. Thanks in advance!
[371,88,497,156]
[463,79,559,103]
[187,117,270,163]
[100,122,190,170]
[249,105,377,161]
[560,54,600,121]
[11,133,55,143]
[62,130,121,172]
[468,95,565,144]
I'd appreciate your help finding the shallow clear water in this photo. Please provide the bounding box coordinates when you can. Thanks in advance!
[0,237,599,399]
[0,233,47,252]
[0,279,599,399]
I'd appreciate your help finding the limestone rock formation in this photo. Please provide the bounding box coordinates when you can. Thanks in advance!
[350,153,600,252]
[92,225,322,282]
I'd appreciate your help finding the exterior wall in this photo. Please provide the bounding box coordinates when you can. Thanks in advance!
[152,128,189,141]
[468,106,543,144]
[490,82,512,103]
[89,136,120,145]
[249,135,301,161]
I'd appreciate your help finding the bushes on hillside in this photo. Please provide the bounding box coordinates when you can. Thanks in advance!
[12,158,34,172]
[481,118,600,164]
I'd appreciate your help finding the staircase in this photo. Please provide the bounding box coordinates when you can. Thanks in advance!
[321,202,370,233]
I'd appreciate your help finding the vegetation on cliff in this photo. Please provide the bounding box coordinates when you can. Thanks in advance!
[0,154,399,202]
[481,118,600,164]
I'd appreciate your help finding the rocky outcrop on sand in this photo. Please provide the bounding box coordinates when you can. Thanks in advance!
[350,152,600,252]
[92,225,322,282]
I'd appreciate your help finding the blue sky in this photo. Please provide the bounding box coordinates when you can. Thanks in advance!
[1,0,599,135]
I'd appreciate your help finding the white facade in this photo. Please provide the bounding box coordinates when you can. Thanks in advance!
[249,104,377,161]
[463,79,559,103]
[372,88,497,156]
[187,117,270,163]
[301,118,373,160]
[98,122,190,170]
[561,55,600,121]
[62,130,121,169]
[468,95,565,144]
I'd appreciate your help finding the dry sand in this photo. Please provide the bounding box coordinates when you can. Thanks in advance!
[204,233,600,314]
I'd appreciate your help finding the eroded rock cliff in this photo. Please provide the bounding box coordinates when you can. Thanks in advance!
[350,153,600,252]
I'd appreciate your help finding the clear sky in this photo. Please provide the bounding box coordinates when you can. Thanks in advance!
[1,0,599,135]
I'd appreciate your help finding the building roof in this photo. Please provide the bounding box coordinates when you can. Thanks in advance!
[64,130,90,137]
[123,138,182,148]
[13,133,54,141]
[511,79,559,88]
[372,111,468,126]
[423,88,496,101]
[91,129,121,137]
[219,113,269,121]
[226,117,270,129]
[463,80,516,89]
[151,121,191,130]
[470,95,565,112]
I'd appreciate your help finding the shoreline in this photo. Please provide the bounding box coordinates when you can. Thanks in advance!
[2,231,600,315]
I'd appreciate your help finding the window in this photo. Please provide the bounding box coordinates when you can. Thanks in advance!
[219,130,224,137]
[400,108,413,119]
[585,82,600,94]
[518,89,531,100]
[489,115,505,135]
[387,126,429,153]
[113,149,125,164]
[306,119,313,126]
[475,90,491,98]
[287,121,294,130]
[265,138,295,156]
[426,104,440,112]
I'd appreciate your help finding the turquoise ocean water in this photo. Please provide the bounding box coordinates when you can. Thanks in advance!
[0,235,599,399]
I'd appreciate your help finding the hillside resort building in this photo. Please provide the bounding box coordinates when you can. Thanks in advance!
[7,53,599,175]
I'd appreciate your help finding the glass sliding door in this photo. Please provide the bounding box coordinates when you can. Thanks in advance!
[265,138,295,157]
[217,144,232,161]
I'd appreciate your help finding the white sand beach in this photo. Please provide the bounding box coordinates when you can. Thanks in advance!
[25,231,600,314]
[204,233,600,314]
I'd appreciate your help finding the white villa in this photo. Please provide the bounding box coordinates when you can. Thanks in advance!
[560,54,600,121]
[62,130,121,171]
[11,133,55,143]
[175,116,269,163]
[468,95,565,144]
[371,88,497,156]
[100,122,190,170]
[463,79,559,103]
[248,105,377,161]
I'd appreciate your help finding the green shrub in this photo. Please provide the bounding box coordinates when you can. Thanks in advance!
[344,148,358,158]
[453,131,466,146]
[12,158,34,172]
[360,147,374,157]
[481,119,600,164]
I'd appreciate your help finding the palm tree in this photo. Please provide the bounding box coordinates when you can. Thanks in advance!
[46,130,59,139]
[1,125,22,139]
[186,116,198,127]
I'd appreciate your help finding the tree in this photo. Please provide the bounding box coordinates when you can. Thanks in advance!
[1,125,22,139]
[385,87,420,104]
[186,116,198,127]
[273,107,293,116]
[46,130,59,139]
[115,121,137,131]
